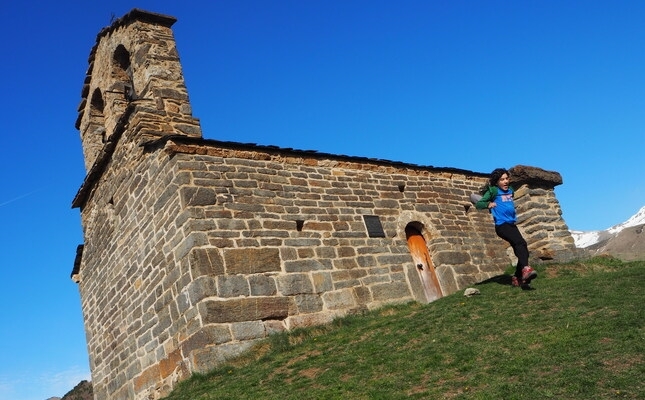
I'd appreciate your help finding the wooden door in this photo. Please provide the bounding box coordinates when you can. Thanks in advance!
[406,226,443,302]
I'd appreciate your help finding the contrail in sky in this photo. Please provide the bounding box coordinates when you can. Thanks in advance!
[0,188,46,208]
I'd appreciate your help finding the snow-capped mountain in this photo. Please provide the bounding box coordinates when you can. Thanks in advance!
[606,206,645,234]
[570,205,645,259]
[570,230,605,249]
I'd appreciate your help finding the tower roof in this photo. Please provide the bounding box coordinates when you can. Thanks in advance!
[99,8,176,37]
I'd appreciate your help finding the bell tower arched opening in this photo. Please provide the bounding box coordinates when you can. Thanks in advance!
[80,88,107,171]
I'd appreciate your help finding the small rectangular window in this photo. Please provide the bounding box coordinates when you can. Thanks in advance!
[363,215,386,238]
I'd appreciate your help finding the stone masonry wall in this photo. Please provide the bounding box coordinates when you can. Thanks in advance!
[509,165,583,263]
[76,133,544,399]
[110,138,577,399]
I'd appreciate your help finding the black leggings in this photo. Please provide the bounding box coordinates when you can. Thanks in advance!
[495,222,529,278]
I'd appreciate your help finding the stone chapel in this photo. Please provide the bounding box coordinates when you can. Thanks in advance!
[71,9,580,400]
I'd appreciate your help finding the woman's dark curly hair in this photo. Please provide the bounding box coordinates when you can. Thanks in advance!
[489,168,509,187]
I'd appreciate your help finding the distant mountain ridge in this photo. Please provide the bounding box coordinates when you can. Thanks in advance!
[53,379,93,400]
[570,205,645,261]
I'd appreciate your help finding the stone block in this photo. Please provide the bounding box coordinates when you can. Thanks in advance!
[133,364,160,394]
[153,184,179,213]
[294,294,324,313]
[152,307,173,338]
[263,220,297,230]
[509,165,562,187]
[248,275,277,296]
[304,221,333,231]
[362,274,390,285]
[337,247,356,257]
[231,321,266,341]
[311,272,333,293]
[175,232,208,260]
[404,264,428,303]
[287,311,339,330]
[182,325,232,358]
[322,289,356,310]
[371,281,411,302]
[454,274,479,289]
[478,262,505,273]
[188,247,224,276]
[283,238,324,247]
[180,186,216,207]
[190,346,225,374]
[216,218,248,230]
[451,264,479,275]
[333,258,359,270]
[185,276,217,304]
[201,297,290,323]
[352,286,372,305]
[433,251,471,266]
[217,275,250,298]
[297,248,316,259]
[191,340,261,373]
[284,259,331,272]
[159,348,186,380]
[276,274,314,295]
[264,320,287,335]
[375,254,411,265]
[356,255,377,267]
[224,248,281,274]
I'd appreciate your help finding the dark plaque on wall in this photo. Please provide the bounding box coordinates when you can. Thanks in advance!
[363,215,386,238]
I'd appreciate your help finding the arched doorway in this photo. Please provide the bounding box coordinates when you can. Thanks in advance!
[405,225,443,302]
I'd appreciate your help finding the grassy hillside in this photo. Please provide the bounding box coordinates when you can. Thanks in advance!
[163,257,644,399]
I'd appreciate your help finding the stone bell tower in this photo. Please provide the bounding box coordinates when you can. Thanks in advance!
[74,8,201,172]
[72,9,204,399]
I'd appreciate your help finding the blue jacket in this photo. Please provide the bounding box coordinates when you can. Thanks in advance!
[475,186,516,225]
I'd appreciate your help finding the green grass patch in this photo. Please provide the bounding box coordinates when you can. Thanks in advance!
[163,257,645,399]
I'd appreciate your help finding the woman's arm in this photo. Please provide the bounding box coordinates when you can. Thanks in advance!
[475,187,496,210]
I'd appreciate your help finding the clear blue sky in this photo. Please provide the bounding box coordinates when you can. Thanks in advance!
[1,1,644,398]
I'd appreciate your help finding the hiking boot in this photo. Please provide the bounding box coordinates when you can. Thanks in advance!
[511,276,521,287]
[521,266,537,285]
